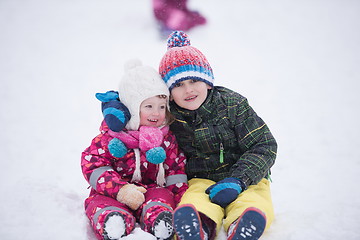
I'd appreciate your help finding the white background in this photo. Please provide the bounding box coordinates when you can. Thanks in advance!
[1,0,359,239]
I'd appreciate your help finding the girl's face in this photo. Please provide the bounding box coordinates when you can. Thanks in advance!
[139,95,167,127]
[170,79,211,110]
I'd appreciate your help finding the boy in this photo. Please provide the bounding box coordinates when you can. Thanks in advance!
[158,31,277,240]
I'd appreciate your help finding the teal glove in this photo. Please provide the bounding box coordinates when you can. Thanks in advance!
[205,178,244,208]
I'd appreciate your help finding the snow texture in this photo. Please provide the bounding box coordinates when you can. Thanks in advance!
[153,219,172,240]
[1,0,360,239]
[104,214,126,239]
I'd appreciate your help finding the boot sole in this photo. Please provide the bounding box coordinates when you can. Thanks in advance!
[228,207,266,240]
[173,204,204,240]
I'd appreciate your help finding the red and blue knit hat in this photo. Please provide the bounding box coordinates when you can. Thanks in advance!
[159,31,214,91]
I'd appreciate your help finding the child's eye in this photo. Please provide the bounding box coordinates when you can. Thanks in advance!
[145,105,152,108]
[160,105,166,109]
[174,82,183,88]
[191,79,199,83]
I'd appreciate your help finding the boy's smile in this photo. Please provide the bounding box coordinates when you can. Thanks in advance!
[170,79,211,110]
[184,95,197,102]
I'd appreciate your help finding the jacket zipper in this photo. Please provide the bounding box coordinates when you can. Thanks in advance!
[219,143,224,164]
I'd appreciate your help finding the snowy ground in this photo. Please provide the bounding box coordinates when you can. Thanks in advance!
[1,0,360,239]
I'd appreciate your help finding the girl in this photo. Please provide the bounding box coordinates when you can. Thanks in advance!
[81,59,188,240]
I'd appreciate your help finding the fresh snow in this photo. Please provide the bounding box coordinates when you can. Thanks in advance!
[1,0,360,239]
[153,219,172,240]
[103,214,126,240]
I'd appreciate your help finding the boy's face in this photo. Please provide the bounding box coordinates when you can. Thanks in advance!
[139,96,167,127]
[170,79,211,110]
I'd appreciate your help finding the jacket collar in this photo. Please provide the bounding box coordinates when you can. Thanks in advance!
[171,88,220,124]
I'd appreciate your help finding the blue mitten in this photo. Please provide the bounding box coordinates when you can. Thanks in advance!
[95,91,131,132]
[205,178,244,208]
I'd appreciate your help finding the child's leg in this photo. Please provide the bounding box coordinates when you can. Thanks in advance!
[224,179,274,238]
[139,187,176,240]
[175,178,224,240]
[84,194,136,240]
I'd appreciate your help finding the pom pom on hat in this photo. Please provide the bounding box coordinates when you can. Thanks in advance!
[96,91,131,132]
[124,58,143,71]
[167,31,191,49]
[159,31,214,91]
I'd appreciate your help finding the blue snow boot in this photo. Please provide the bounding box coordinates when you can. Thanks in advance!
[227,207,266,240]
[173,204,205,240]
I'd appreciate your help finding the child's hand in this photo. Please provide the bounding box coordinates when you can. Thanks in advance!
[116,184,147,210]
[205,178,244,208]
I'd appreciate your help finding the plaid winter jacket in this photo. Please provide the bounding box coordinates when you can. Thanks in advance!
[169,86,277,188]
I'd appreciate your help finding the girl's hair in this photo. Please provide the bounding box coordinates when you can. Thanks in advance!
[158,95,175,126]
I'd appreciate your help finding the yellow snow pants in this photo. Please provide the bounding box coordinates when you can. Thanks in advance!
[178,178,274,235]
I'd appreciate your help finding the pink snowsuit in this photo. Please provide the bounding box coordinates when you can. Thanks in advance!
[152,0,206,32]
[81,121,188,239]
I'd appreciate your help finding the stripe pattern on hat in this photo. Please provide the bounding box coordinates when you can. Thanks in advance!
[159,31,214,90]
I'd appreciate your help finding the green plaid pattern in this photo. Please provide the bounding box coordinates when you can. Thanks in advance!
[170,87,277,187]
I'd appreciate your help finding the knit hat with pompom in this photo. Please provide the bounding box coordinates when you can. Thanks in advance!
[159,31,214,91]
[118,59,169,131]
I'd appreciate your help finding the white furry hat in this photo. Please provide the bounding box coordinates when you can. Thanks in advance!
[118,59,170,131]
